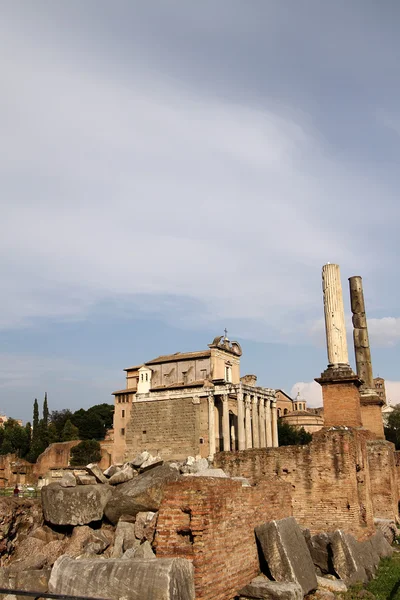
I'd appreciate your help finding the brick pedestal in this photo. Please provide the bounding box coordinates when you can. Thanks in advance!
[315,365,362,428]
[360,393,385,439]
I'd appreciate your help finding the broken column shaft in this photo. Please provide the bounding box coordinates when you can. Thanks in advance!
[349,276,384,439]
[316,264,362,428]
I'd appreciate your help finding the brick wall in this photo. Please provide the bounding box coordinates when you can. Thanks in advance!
[125,397,200,460]
[367,440,398,520]
[215,428,375,540]
[155,477,292,600]
[361,404,385,439]
[321,382,362,428]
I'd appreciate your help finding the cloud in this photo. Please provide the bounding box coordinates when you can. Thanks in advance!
[1,3,400,347]
[290,381,323,408]
[383,381,400,406]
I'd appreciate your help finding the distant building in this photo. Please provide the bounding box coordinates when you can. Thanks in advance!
[0,415,23,427]
[276,390,324,434]
[112,335,279,463]
[374,377,387,405]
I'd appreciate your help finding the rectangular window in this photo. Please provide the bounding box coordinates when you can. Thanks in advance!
[122,410,125,418]
[120,428,125,436]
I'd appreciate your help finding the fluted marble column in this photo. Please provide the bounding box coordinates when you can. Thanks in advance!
[222,395,230,451]
[237,390,246,451]
[245,395,252,449]
[271,401,279,447]
[322,264,349,366]
[265,399,272,447]
[252,396,260,448]
[208,394,216,460]
[259,398,266,447]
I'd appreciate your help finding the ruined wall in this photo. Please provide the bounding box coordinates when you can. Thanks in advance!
[215,428,375,540]
[155,477,292,600]
[34,441,80,478]
[125,397,200,460]
[0,455,35,488]
[367,440,398,520]
[395,451,400,501]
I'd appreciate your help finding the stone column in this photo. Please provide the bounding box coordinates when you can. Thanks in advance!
[349,276,385,439]
[265,399,272,447]
[245,395,252,449]
[222,395,230,451]
[271,401,279,447]
[237,390,246,451]
[316,264,362,428]
[208,394,216,460]
[322,264,349,366]
[252,396,260,448]
[259,398,266,447]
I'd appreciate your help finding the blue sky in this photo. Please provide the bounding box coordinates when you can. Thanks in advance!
[2,1,400,422]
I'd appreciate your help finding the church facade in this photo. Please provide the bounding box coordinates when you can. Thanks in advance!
[112,335,278,463]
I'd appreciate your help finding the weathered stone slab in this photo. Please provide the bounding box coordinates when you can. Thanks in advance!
[134,511,157,541]
[189,468,228,478]
[103,465,120,478]
[330,530,367,585]
[59,472,76,487]
[255,517,317,594]
[0,567,51,600]
[104,464,180,524]
[41,483,113,526]
[86,463,108,484]
[109,464,135,485]
[130,541,156,559]
[75,474,97,485]
[131,451,150,468]
[140,457,164,472]
[303,530,333,574]
[49,555,195,600]
[370,529,393,559]
[239,576,303,600]
[317,576,347,593]
[374,518,397,545]
[111,521,138,558]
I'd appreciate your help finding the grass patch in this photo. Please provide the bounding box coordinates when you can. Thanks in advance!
[366,554,400,600]
[341,554,400,600]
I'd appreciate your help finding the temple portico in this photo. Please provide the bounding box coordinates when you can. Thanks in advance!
[206,383,277,459]
[112,334,279,463]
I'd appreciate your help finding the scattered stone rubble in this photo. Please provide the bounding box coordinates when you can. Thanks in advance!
[0,454,395,600]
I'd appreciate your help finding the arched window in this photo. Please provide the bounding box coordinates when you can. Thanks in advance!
[284,408,288,415]
[277,408,282,417]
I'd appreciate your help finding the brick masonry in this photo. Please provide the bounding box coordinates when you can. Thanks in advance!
[320,381,362,428]
[215,428,377,540]
[367,439,398,520]
[361,403,385,439]
[125,397,201,460]
[155,477,292,600]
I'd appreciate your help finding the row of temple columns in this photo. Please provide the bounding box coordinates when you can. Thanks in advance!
[208,392,279,458]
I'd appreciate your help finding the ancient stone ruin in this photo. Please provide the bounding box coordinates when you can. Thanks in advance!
[0,263,398,600]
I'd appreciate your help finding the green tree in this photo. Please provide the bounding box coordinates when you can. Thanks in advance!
[26,399,42,462]
[384,406,400,449]
[42,392,50,448]
[50,409,73,439]
[71,409,105,440]
[62,419,80,442]
[70,440,101,466]
[0,419,31,457]
[278,421,312,446]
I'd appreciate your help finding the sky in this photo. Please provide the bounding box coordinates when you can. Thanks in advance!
[2,1,400,422]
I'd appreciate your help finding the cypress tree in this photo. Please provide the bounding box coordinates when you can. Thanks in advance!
[32,399,39,441]
[42,392,50,449]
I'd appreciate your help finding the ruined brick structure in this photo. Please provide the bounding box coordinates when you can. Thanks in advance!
[155,477,292,599]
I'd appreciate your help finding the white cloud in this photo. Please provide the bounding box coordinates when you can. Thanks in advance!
[290,381,323,408]
[0,6,399,343]
[383,381,400,406]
